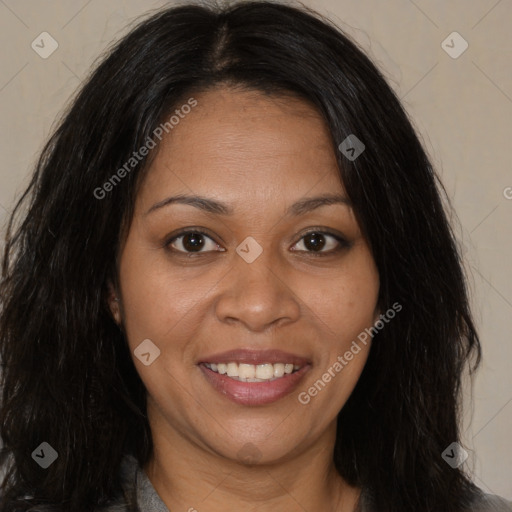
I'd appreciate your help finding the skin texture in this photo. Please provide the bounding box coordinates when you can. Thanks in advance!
[108,86,380,511]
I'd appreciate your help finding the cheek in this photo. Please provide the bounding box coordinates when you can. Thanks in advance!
[117,218,217,333]
[301,259,379,341]
[117,246,204,399]
[116,236,188,349]
[297,273,376,418]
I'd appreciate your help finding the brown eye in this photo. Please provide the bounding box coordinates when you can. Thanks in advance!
[180,232,205,252]
[303,232,327,251]
[167,230,224,254]
[291,230,349,255]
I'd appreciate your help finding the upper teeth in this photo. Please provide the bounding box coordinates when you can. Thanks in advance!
[204,362,301,381]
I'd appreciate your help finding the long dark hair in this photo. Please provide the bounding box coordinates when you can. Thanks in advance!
[0,1,482,511]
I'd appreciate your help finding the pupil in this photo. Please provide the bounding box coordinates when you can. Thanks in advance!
[183,233,205,252]
[304,233,325,251]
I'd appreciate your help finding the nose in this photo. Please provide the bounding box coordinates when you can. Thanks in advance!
[214,252,301,333]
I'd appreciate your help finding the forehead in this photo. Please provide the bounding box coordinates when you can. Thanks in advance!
[138,87,345,207]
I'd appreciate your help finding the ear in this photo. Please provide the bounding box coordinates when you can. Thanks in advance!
[106,280,122,326]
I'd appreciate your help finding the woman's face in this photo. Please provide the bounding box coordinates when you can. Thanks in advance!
[110,86,380,465]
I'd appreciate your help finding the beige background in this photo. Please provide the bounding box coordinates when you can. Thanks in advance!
[0,0,511,499]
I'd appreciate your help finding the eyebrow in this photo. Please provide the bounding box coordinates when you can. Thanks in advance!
[145,192,352,217]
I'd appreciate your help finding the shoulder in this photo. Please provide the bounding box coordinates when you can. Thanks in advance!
[469,492,512,511]
[358,487,512,512]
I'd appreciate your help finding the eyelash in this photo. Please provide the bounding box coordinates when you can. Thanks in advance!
[164,228,350,257]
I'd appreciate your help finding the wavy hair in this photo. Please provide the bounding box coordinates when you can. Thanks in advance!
[0,1,482,511]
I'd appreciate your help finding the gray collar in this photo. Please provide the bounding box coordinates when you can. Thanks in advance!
[119,453,512,511]
[120,453,370,512]
[119,454,169,512]
[135,461,170,512]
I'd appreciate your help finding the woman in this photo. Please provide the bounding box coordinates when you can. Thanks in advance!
[0,1,510,511]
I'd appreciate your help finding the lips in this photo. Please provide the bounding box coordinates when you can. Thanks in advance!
[197,349,312,406]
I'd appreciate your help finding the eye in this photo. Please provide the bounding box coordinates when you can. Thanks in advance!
[165,228,350,256]
[166,230,225,254]
[291,230,349,256]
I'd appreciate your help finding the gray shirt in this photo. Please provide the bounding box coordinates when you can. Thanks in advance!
[105,453,512,511]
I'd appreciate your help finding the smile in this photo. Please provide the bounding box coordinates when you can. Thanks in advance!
[203,362,302,382]
[198,349,311,405]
